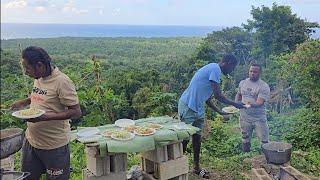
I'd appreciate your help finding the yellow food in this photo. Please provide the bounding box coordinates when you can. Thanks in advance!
[135,127,155,135]
[223,106,239,113]
[124,125,138,132]
[104,129,119,137]
[19,108,41,116]
[147,123,162,129]
[112,131,131,139]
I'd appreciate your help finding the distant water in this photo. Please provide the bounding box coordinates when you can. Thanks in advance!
[1,23,224,39]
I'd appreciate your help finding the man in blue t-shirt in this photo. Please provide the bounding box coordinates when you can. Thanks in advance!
[178,54,245,178]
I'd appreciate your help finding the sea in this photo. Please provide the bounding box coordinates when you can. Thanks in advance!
[1,23,224,39]
[2,23,319,40]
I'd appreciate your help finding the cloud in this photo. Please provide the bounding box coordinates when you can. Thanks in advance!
[112,8,120,16]
[34,6,46,13]
[3,0,27,9]
[62,0,88,14]
[99,9,104,15]
[31,0,51,7]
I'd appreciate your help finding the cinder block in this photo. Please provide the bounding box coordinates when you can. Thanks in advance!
[110,153,127,173]
[85,146,111,176]
[153,155,189,180]
[167,142,183,160]
[141,157,155,174]
[82,168,126,180]
[251,168,272,180]
[141,145,168,163]
[0,155,14,171]
[280,166,311,180]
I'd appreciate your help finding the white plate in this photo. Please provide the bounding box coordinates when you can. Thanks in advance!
[173,122,191,130]
[111,132,135,141]
[12,109,45,119]
[78,134,102,143]
[115,119,135,128]
[77,127,100,137]
[222,106,239,113]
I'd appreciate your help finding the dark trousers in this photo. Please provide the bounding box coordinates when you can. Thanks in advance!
[21,138,70,180]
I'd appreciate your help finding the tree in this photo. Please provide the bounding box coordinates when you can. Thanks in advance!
[198,27,254,65]
[243,3,318,63]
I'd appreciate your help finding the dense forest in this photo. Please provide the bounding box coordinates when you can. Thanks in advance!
[1,4,319,179]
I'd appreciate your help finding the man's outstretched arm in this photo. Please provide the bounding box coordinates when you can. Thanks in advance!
[211,81,244,109]
[205,99,229,115]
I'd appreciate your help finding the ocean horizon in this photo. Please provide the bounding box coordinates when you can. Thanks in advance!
[1,23,225,39]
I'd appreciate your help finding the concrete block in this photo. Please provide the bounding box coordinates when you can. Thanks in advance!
[251,168,272,180]
[110,153,127,173]
[280,166,311,180]
[153,155,189,180]
[167,142,183,160]
[141,145,168,163]
[82,168,126,180]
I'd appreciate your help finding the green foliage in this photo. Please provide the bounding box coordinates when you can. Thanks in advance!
[202,116,242,158]
[284,40,320,109]
[291,148,320,177]
[70,142,86,179]
[244,3,318,60]
[198,27,254,65]
[269,110,320,176]
[285,109,320,150]
[2,11,319,177]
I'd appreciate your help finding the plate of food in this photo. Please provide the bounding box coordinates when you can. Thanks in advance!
[115,119,135,128]
[147,123,163,130]
[103,128,120,138]
[12,108,45,119]
[124,125,139,133]
[134,127,156,136]
[77,127,100,137]
[222,106,239,114]
[111,131,135,141]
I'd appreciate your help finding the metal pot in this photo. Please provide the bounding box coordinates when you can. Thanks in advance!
[0,170,30,180]
[0,128,24,159]
[262,141,292,165]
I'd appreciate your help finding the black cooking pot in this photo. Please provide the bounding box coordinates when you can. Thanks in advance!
[0,169,30,180]
[0,128,24,159]
[262,141,292,165]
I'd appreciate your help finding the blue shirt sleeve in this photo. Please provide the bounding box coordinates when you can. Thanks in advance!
[209,65,221,84]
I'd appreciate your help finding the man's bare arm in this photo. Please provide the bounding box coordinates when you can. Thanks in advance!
[211,81,244,109]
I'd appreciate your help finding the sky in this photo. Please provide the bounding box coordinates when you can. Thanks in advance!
[1,0,319,26]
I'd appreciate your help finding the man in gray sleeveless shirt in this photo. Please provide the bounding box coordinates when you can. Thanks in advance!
[235,64,270,152]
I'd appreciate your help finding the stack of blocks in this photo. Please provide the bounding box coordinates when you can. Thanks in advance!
[140,141,189,180]
[252,166,312,180]
[279,166,311,180]
[251,168,272,180]
[82,144,127,180]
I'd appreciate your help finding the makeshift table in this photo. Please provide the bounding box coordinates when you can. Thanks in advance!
[73,116,199,180]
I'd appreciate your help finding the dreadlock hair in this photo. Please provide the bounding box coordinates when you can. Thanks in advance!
[22,46,52,75]
[221,54,237,65]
